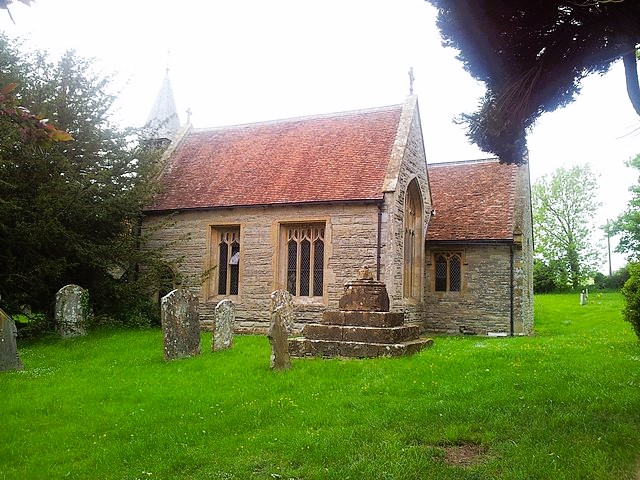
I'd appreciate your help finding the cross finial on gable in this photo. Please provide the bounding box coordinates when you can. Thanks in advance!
[408,67,415,95]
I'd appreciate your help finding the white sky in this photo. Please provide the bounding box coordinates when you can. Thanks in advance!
[3,0,639,271]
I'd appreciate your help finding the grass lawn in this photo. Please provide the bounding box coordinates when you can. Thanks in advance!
[2,292,639,479]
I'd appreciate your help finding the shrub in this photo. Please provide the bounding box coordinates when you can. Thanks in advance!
[621,263,640,339]
[594,266,630,290]
[533,259,558,293]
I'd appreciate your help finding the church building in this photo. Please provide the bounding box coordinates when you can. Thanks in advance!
[142,75,534,336]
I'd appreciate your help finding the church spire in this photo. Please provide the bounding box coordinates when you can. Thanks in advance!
[144,68,181,145]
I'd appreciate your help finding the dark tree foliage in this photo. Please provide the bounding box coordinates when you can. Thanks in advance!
[533,259,559,293]
[593,266,630,290]
[622,263,640,339]
[0,33,167,326]
[426,1,640,164]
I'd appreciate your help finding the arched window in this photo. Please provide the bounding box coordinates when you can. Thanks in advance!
[285,224,325,297]
[213,227,241,296]
[403,178,424,299]
[434,252,462,292]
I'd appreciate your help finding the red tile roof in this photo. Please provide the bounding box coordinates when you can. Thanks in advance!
[146,105,403,211]
[426,159,517,242]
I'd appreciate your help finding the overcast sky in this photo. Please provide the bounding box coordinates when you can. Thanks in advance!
[3,0,639,270]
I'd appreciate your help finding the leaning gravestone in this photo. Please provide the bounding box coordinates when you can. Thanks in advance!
[212,299,235,352]
[0,307,23,372]
[267,290,294,370]
[55,284,88,338]
[161,288,201,361]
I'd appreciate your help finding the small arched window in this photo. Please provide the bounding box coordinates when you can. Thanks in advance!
[434,252,462,292]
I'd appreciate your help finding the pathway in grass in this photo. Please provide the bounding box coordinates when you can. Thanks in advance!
[1,292,639,479]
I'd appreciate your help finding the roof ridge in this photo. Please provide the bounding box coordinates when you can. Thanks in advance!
[428,157,499,167]
[190,103,404,133]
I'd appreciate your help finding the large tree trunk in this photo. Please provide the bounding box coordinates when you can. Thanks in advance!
[622,47,640,116]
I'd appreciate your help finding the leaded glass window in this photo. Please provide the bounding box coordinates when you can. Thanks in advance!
[215,227,240,296]
[449,255,461,292]
[435,255,447,292]
[285,224,325,297]
[434,252,463,293]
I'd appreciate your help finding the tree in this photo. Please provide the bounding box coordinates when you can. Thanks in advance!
[532,164,603,289]
[0,33,165,325]
[533,258,559,293]
[622,263,640,339]
[426,1,640,163]
[611,154,640,258]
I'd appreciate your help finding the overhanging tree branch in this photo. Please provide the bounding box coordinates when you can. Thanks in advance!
[622,44,640,116]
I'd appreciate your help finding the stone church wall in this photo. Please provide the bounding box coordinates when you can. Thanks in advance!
[423,243,513,335]
[143,202,392,333]
[512,164,534,334]
[382,97,431,327]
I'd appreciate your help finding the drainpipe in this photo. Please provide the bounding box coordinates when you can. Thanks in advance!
[377,203,383,281]
[509,244,515,336]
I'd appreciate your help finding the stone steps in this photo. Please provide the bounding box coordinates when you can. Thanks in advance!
[289,337,433,358]
[288,267,434,359]
[320,311,404,327]
[303,324,421,344]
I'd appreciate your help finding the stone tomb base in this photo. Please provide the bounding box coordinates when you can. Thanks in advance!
[289,311,432,358]
[289,268,433,358]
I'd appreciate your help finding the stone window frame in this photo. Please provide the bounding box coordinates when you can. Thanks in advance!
[277,220,328,304]
[431,250,465,294]
[206,224,242,300]
[403,178,424,301]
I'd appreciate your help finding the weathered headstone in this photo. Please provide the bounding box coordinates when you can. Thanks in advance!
[0,308,23,372]
[161,288,201,361]
[55,284,88,338]
[212,299,235,351]
[268,290,294,370]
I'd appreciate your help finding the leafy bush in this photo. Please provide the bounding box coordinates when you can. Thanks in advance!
[621,263,640,339]
[533,259,558,293]
[14,313,54,340]
[593,266,630,290]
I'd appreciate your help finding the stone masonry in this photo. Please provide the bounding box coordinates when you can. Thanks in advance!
[142,96,432,335]
[289,267,433,358]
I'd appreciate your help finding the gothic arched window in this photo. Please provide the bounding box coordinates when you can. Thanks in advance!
[434,252,462,293]
[213,227,241,296]
[285,224,325,297]
[403,179,424,299]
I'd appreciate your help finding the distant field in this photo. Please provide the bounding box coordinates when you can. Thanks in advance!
[1,292,639,479]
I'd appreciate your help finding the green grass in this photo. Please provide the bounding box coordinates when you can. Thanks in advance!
[1,292,639,479]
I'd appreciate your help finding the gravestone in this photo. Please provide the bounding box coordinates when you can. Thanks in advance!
[212,299,235,351]
[161,288,201,361]
[55,284,88,338]
[268,290,294,370]
[0,307,23,372]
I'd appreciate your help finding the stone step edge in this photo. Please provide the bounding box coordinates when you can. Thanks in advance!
[290,337,433,347]
[302,324,421,344]
[289,337,434,358]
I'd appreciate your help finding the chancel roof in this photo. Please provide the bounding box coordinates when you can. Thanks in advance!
[426,159,518,242]
[147,104,403,211]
